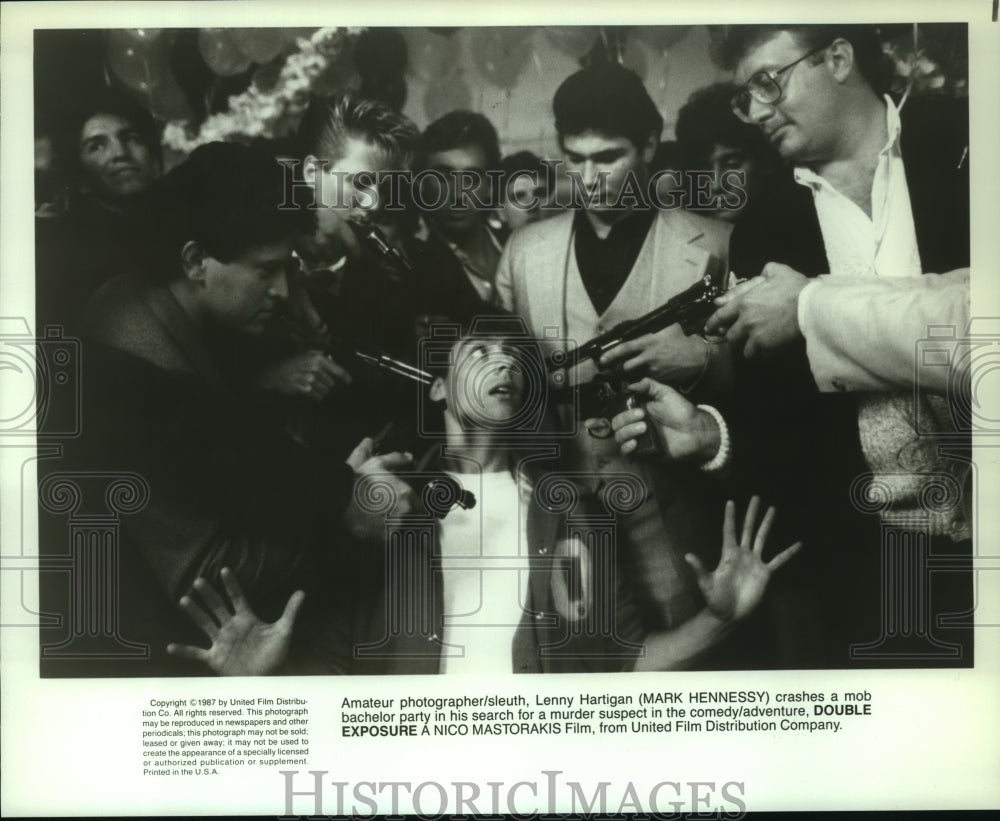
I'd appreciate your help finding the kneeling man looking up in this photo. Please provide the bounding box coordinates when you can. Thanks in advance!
[174,321,801,674]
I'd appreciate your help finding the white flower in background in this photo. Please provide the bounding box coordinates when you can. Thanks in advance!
[163,27,357,154]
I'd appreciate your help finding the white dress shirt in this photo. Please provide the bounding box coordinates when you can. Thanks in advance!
[792,97,969,539]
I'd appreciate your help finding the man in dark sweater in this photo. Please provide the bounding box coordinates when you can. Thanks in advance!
[39,142,414,676]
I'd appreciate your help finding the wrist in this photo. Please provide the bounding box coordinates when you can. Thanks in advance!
[795,280,817,337]
[702,603,741,630]
[693,405,731,473]
[678,337,713,395]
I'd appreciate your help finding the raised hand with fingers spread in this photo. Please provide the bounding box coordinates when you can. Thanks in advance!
[635,495,802,671]
[167,567,305,676]
[687,496,802,623]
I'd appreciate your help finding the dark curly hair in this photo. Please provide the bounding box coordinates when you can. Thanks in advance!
[674,83,776,171]
[54,86,163,182]
[420,110,502,172]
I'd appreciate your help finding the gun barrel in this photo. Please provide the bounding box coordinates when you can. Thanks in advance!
[547,275,720,373]
[348,218,414,274]
[355,350,434,385]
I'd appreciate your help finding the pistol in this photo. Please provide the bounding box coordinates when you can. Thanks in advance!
[354,350,433,386]
[359,356,477,519]
[550,270,726,458]
[268,312,434,389]
[548,273,724,374]
[553,373,661,455]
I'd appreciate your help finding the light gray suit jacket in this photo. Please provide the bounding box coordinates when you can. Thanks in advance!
[496,207,731,339]
[495,207,735,635]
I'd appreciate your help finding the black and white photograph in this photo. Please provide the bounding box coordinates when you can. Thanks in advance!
[2,0,998,816]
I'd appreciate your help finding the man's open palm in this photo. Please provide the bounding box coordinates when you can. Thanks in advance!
[686,497,801,623]
[167,568,305,676]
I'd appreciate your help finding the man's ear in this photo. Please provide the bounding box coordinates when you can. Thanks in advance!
[429,376,447,404]
[825,38,855,84]
[180,241,208,283]
[303,154,322,185]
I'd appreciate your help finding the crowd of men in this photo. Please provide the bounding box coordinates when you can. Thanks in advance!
[36,24,973,677]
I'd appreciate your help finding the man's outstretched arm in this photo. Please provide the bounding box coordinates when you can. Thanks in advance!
[634,497,801,671]
[706,264,970,393]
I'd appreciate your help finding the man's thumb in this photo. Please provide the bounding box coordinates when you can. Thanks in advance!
[346,437,375,471]
[279,590,307,628]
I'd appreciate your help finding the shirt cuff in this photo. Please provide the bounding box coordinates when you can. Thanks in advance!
[796,278,819,341]
[796,279,840,391]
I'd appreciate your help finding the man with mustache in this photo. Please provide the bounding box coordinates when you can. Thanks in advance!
[707,24,969,370]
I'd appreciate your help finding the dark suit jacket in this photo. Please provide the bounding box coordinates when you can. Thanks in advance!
[725,95,971,668]
[411,226,509,327]
[730,94,969,280]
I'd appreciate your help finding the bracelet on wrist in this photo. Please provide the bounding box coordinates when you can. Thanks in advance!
[695,403,731,473]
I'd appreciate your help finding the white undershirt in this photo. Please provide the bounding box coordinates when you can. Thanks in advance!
[793,95,921,282]
[437,470,531,674]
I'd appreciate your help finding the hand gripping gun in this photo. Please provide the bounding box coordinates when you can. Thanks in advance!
[357,351,477,519]
[549,271,725,458]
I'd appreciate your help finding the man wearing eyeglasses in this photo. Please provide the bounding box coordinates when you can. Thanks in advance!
[706,24,969,381]
[701,24,972,668]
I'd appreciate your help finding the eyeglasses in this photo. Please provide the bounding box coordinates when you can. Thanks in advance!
[730,46,828,123]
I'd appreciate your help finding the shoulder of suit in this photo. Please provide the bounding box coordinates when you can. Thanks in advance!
[82,275,150,333]
[898,94,969,156]
[658,208,733,249]
[898,93,968,129]
[506,210,575,251]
